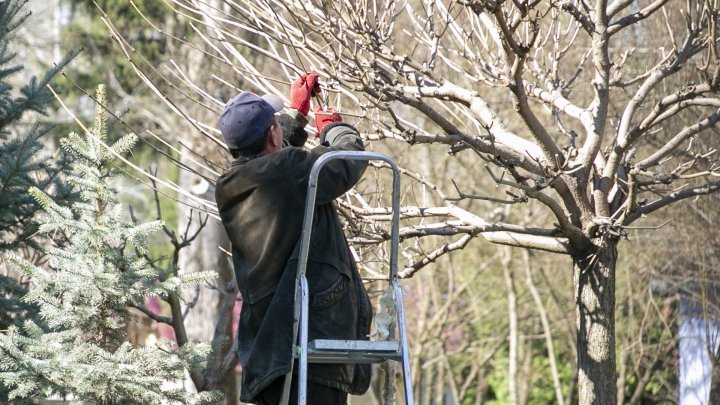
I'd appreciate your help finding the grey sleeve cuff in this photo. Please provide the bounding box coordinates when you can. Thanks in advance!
[319,122,361,146]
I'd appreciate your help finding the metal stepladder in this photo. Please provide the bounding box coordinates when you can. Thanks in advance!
[281,151,414,405]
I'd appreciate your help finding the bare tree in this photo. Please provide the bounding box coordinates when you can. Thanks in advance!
[97,0,720,403]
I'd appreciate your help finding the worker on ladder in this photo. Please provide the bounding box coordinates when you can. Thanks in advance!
[215,72,373,405]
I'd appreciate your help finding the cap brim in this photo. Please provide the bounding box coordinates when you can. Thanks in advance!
[261,93,284,113]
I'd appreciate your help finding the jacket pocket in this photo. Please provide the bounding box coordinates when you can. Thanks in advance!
[310,274,348,309]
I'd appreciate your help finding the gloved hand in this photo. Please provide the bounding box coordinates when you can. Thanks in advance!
[289,72,321,117]
[314,105,342,138]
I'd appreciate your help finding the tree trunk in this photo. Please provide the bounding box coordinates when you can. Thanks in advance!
[178,172,238,402]
[709,363,720,404]
[175,2,240,398]
[176,60,238,404]
[177,179,230,341]
[573,239,618,405]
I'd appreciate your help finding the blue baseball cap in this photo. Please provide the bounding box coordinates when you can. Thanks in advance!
[219,92,284,149]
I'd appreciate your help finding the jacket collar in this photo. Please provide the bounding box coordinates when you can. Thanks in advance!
[231,154,261,166]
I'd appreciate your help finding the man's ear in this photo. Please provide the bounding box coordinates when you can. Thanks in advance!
[267,123,281,148]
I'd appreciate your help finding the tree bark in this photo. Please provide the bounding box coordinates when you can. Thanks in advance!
[574,239,618,405]
[709,365,720,404]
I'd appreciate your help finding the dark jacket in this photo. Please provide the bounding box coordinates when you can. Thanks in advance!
[215,123,373,402]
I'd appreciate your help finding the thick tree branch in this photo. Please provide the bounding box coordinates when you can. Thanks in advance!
[594,2,703,218]
[560,1,594,33]
[633,83,720,135]
[398,222,561,239]
[607,0,635,18]
[612,33,702,162]
[400,81,547,165]
[523,80,589,124]
[636,109,720,169]
[580,0,612,216]
[481,231,572,254]
[493,8,563,170]
[608,0,671,36]
[399,233,475,278]
[631,179,720,221]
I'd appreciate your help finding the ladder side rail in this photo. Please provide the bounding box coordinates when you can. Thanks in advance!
[298,275,310,403]
[282,150,325,405]
[395,282,414,404]
[387,156,400,282]
[384,157,415,405]
[291,153,324,405]
[281,290,299,404]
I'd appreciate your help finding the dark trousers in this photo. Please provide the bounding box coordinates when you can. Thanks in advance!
[254,374,348,405]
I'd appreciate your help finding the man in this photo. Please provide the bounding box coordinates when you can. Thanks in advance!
[215,73,373,405]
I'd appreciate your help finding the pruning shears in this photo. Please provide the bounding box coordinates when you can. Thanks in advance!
[316,80,335,111]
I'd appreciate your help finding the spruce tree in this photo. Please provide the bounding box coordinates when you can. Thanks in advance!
[0,0,76,358]
[0,0,76,251]
[0,85,219,403]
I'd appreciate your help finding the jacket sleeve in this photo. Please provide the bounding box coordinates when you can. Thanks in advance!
[292,122,367,205]
[279,112,309,147]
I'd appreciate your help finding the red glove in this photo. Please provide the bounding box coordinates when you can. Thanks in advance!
[314,105,342,138]
[289,72,320,116]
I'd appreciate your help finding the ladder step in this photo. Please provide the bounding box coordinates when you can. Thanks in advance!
[307,339,402,364]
